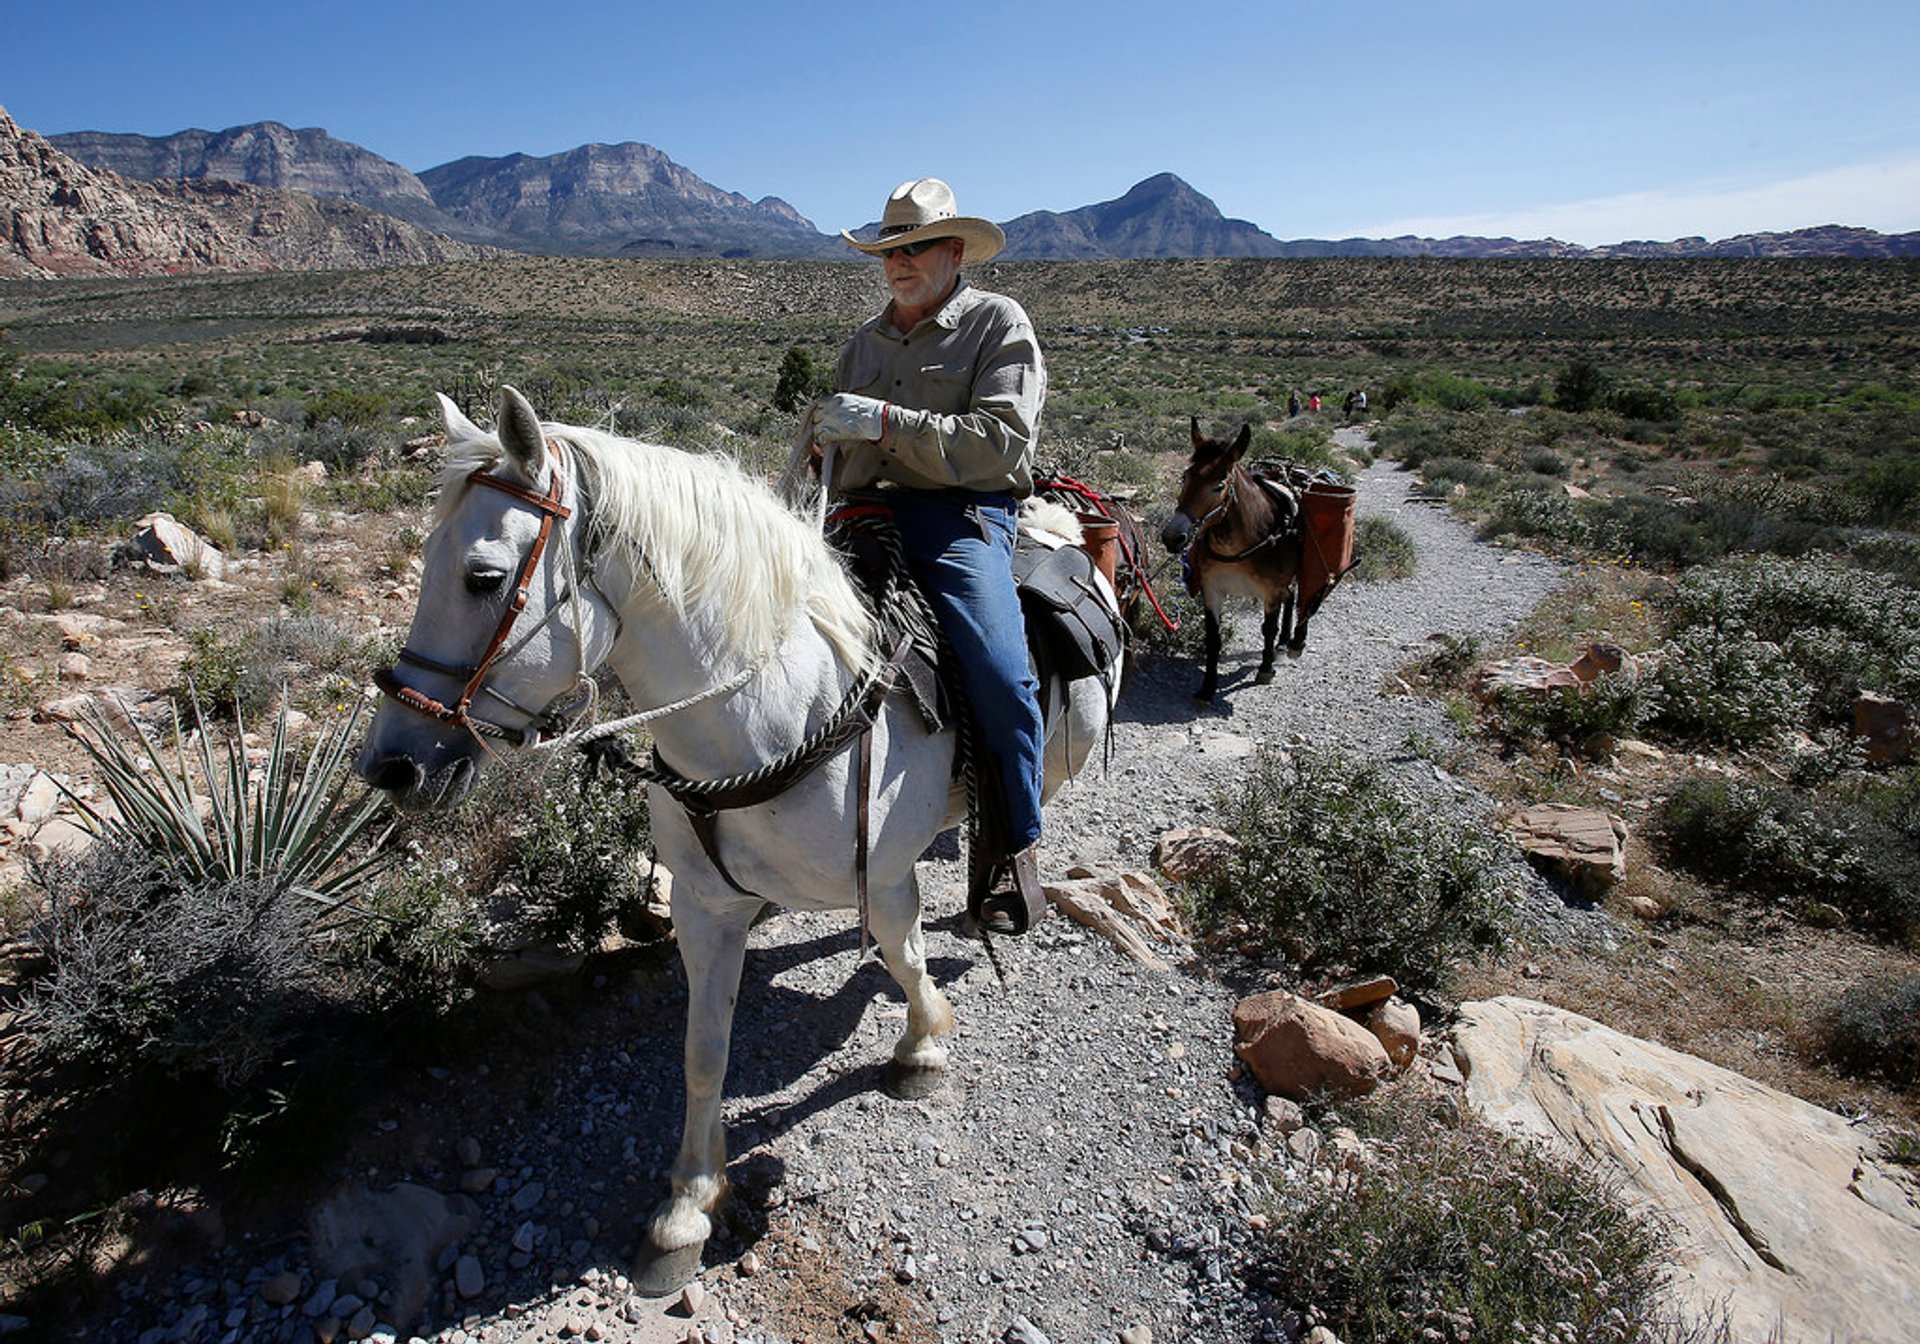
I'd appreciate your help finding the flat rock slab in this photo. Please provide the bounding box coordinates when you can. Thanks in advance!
[1452,996,1920,1343]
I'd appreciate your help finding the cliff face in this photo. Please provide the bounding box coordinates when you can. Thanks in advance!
[3,104,492,279]
[418,141,840,258]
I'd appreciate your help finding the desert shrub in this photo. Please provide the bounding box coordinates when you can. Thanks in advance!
[27,845,350,1090]
[1253,1087,1720,1344]
[1654,776,1920,940]
[772,345,830,413]
[1379,370,1492,413]
[1351,515,1415,581]
[507,750,657,949]
[1520,445,1570,477]
[1412,455,1500,499]
[1644,626,1811,746]
[22,697,394,1093]
[1554,358,1609,413]
[1610,384,1681,422]
[1819,973,1920,1087]
[1665,555,1920,715]
[1492,669,1654,756]
[1194,748,1514,995]
[301,386,390,430]
[178,615,389,720]
[1480,482,1594,549]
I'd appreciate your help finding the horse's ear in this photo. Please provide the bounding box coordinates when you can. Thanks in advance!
[1190,415,1204,449]
[1230,424,1252,459]
[496,384,546,476]
[438,392,484,445]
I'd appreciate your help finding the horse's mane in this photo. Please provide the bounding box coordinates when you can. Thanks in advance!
[436,425,876,672]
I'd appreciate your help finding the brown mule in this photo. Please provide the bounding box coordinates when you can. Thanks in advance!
[1160,418,1306,701]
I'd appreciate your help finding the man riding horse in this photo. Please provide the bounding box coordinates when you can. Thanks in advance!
[806,177,1048,934]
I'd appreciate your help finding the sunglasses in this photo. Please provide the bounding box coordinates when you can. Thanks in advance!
[880,238,943,259]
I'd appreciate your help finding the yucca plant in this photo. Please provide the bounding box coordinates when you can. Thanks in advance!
[61,691,394,911]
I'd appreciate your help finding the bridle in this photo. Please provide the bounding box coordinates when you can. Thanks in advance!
[1177,459,1292,563]
[373,443,588,747]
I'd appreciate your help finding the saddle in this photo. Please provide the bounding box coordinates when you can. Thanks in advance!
[827,503,1126,935]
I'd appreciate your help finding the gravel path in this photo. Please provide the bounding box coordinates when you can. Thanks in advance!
[76,445,1613,1344]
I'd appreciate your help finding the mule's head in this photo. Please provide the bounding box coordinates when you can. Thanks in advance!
[1161,418,1251,553]
[357,385,615,810]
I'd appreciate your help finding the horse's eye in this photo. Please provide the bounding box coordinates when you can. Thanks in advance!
[465,568,509,597]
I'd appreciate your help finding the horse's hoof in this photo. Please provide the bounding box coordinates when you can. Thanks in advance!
[883,1059,946,1101]
[1193,686,1216,703]
[632,1240,707,1297]
[1255,667,1276,684]
[1286,645,1305,660]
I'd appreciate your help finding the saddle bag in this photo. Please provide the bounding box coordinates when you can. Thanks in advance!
[1012,538,1126,682]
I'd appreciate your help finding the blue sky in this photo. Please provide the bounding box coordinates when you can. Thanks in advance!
[5,0,1917,247]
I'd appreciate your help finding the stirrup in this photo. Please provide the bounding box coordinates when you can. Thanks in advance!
[968,846,1046,937]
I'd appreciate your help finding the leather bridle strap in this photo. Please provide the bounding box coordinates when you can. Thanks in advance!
[373,447,572,741]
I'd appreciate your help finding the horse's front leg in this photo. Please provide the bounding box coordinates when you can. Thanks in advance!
[1197,604,1223,701]
[636,886,759,1295]
[867,873,954,1101]
[1256,600,1281,683]
[1286,588,1307,658]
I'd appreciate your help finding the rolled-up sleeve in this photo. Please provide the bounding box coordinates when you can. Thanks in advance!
[832,284,1046,496]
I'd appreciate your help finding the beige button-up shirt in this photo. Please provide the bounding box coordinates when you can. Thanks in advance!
[831,279,1046,497]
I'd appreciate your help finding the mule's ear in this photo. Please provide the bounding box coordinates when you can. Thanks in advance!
[496,384,546,476]
[1230,424,1252,459]
[1190,415,1204,448]
[438,392,485,445]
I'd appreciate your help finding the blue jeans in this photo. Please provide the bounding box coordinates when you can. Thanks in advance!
[884,489,1044,851]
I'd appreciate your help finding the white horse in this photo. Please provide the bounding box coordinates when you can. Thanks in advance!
[357,386,1115,1293]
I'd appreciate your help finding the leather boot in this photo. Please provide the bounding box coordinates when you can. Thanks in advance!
[976,845,1046,936]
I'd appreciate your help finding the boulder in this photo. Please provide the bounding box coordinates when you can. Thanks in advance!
[308,1183,476,1331]
[1510,802,1627,895]
[1452,996,1920,1344]
[1362,995,1420,1070]
[127,512,226,580]
[1852,691,1914,766]
[1232,989,1392,1102]
[1314,974,1398,1013]
[1150,826,1242,885]
[1470,642,1638,703]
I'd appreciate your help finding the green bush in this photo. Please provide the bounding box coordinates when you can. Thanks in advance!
[1194,748,1514,995]
[1493,669,1654,755]
[1254,1088,1721,1344]
[1819,973,1920,1087]
[1351,515,1416,581]
[1554,358,1609,413]
[507,750,657,949]
[1654,775,1920,941]
[1380,370,1493,413]
[1480,483,1594,549]
[1645,627,1811,746]
[772,345,829,414]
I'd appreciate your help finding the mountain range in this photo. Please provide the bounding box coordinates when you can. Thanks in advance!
[12,107,1920,278]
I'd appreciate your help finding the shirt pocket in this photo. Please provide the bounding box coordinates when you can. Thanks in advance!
[915,357,974,412]
[841,349,886,398]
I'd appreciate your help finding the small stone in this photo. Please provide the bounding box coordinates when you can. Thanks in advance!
[259,1270,303,1305]
[678,1280,706,1316]
[455,1254,485,1299]
[736,1250,761,1277]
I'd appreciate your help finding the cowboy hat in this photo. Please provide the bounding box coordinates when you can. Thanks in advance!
[841,178,1006,264]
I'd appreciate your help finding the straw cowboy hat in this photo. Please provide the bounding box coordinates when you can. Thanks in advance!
[841,178,1006,264]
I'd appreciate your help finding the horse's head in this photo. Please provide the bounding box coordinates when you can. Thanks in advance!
[358,385,617,809]
[1161,418,1252,553]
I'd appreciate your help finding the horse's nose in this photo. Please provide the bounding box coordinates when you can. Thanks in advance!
[1160,515,1191,554]
[358,750,426,797]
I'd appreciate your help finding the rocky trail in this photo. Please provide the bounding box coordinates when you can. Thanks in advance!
[34,441,1605,1344]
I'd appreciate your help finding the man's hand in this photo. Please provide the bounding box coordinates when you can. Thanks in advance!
[810,393,888,446]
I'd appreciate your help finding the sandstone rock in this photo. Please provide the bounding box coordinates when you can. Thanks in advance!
[1047,867,1186,971]
[1852,691,1914,766]
[129,512,226,581]
[1363,995,1420,1070]
[1470,642,1639,703]
[1232,989,1392,1102]
[478,941,586,991]
[1453,996,1920,1344]
[1314,974,1398,1013]
[1150,826,1241,884]
[1510,802,1626,895]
